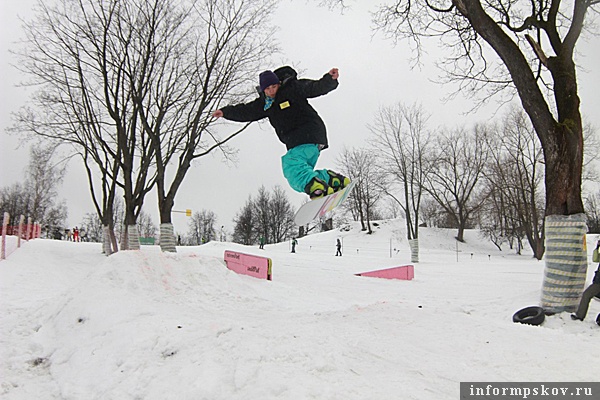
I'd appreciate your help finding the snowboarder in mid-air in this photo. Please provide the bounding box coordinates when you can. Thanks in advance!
[212,66,350,199]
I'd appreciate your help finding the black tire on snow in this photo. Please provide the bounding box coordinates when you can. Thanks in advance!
[512,306,545,326]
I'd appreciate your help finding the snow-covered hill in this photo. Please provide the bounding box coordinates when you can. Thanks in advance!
[1,221,598,400]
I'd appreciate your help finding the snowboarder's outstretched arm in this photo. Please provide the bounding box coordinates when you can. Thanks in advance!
[212,97,266,122]
[296,68,339,99]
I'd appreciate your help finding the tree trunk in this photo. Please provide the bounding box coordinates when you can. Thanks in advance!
[458,0,586,313]
[102,225,112,255]
[408,238,419,263]
[120,224,140,251]
[542,87,584,215]
[158,202,176,252]
[110,227,118,255]
[157,176,178,252]
[159,223,177,253]
[541,214,587,313]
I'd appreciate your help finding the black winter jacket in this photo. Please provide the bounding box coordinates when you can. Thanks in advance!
[220,68,338,150]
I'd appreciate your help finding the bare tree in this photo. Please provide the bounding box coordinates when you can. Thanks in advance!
[235,185,295,245]
[484,108,545,258]
[253,186,271,244]
[0,184,29,226]
[81,212,104,243]
[0,144,67,231]
[268,186,296,243]
[424,125,490,242]
[337,147,382,233]
[480,166,527,254]
[368,0,594,216]
[322,0,598,312]
[136,211,157,239]
[132,0,277,251]
[585,192,600,233]
[13,0,276,254]
[233,197,254,245]
[369,102,432,260]
[24,144,67,225]
[582,120,600,184]
[14,0,157,253]
[188,210,217,245]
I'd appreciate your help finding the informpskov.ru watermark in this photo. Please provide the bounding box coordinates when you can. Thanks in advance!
[460,382,599,399]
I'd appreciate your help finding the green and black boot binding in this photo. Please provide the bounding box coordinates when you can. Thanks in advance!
[327,170,351,192]
[305,177,334,199]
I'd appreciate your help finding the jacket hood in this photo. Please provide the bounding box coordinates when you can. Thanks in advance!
[274,66,297,85]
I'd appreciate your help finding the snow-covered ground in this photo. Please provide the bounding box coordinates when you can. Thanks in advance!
[1,221,598,400]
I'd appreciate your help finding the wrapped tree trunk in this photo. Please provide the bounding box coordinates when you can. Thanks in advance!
[160,223,177,253]
[408,238,419,263]
[120,224,141,250]
[102,225,113,256]
[128,225,140,250]
[540,214,588,313]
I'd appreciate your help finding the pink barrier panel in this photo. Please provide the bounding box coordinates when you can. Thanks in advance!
[224,250,272,281]
[356,265,414,281]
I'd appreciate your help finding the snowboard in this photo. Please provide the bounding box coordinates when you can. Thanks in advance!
[294,180,357,226]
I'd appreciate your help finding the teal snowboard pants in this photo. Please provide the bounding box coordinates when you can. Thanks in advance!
[281,144,330,194]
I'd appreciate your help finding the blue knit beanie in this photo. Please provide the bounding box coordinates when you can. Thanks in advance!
[259,70,280,91]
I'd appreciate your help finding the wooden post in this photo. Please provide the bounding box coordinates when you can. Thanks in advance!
[1,212,9,260]
[26,217,32,241]
[17,215,24,248]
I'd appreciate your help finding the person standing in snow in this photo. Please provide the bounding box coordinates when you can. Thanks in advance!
[335,238,342,256]
[571,243,600,322]
[291,237,298,253]
[212,66,350,199]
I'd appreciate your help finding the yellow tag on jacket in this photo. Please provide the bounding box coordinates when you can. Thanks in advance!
[280,101,290,109]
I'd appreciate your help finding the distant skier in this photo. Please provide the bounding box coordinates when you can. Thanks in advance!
[259,236,265,250]
[212,66,350,199]
[335,238,342,256]
[291,237,298,253]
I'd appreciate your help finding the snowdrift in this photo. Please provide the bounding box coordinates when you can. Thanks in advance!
[1,221,598,400]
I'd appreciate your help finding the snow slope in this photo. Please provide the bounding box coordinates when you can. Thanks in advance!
[1,221,598,400]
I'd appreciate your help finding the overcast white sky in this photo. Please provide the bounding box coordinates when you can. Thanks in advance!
[1,0,599,235]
